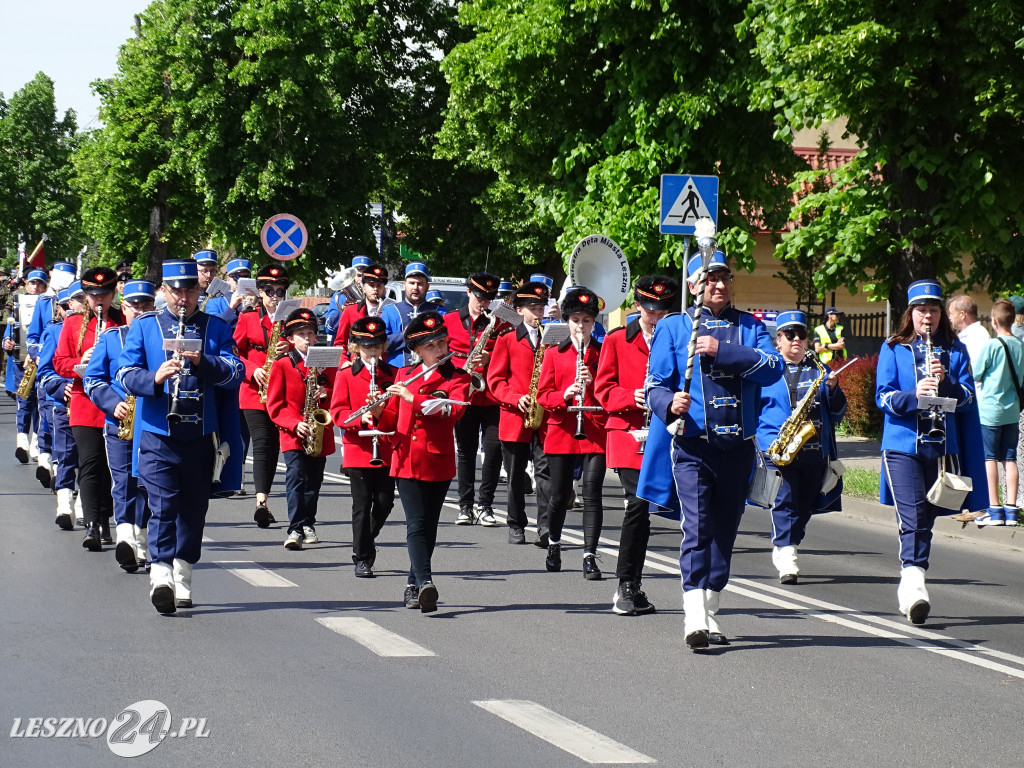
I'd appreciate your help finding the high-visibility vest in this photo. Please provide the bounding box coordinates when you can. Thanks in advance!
[814,323,844,363]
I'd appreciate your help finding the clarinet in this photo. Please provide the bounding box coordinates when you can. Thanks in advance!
[367,358,385,466]
[637,353,652,454]
[923,325,945,439]
[567,334,601,440]
[166,307,188,425]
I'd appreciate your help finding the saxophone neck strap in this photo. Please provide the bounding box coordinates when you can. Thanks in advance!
[784,360,808,409]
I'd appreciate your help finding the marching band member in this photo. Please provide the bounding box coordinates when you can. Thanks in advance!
[426,290,447,311]
[221,258,254,321]
[324,255,372,342]
[487,281,553,546]
[84,280,156,573]
[876,280,985,624]
[384,311,471,613]
[266,308,337,550]
[756,310,846,584]
[332,263,390,363]
[234,264,292,527]
[595,275,679,615]
[445,272,504,526]
[537,287,607,579]
[329,316,397,576]
[54,267,123,552]
[380,262,430,366]
[638,250,783,650]
[116,259,244,614]
[5,268,48,463]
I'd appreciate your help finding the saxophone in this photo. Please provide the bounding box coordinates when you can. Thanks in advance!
[15,356,37,398]
[117,395,137,440]
[258,315,283,404]
[464,311,497,393]
[302,366,333,456]
[523,321,545,429]
[766,351,829,466]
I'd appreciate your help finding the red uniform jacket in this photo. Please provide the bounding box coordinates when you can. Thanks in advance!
[266,351,337,456]
[53,309,124,429]
[329,358,398,468]
[537,337,606,455]
[594,321,650,469]
[443,307,503,406]
[487,323,546,443]
[383,360,472,481]
[332,300,368,360]
[234,309,290,411]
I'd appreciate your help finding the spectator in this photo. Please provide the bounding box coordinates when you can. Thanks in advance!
[813,307,846,363]
[970,299,1023,527]
[1009,295,1024,342]
[947,294,991,365]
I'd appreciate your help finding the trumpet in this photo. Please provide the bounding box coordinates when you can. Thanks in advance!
[567,334,601,440]
[166,307,188,425]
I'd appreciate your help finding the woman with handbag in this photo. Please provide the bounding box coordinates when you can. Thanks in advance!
[875,280,986,625]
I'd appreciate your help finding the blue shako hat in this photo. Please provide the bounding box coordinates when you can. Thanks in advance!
[775,309,807,332]
[55,287,71,306]
[122,280,157,302]
[193,249,218,266]
[686,250,729,282]
[52,262,76,276]
[908,279,943,306]
[529,273,554,290]
[68,280,84,299]
[425,290,444,303]
[26,269,48,284]
[405,261,429,280]
[226,258,251,277]
[352,255,372,269]
[162,260,199,288]
[497,280,514,294]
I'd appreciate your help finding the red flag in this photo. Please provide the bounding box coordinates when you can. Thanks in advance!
[29,242,45,269]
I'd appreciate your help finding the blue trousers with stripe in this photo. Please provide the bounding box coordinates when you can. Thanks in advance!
[881,450,954,569]
[51,404,78,491]
[770,452,826,547]
[105,425,148,529]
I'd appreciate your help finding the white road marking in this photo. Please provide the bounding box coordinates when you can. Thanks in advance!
[202,535,214,543]
[315,617,435,657]
[213,561,298,588]
[473,700,656,764]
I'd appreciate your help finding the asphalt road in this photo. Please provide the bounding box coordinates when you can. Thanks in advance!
[2,400,1023,768]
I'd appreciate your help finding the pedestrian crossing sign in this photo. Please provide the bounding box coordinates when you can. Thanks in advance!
[659,174,719,235]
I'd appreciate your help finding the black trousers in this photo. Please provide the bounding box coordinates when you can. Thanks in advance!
[454,404,502,509]
[615,468,651,582]
[71,425,113,527]
[547,453,605,553]
[242,409,280,496]
[397,478,450,588]
[283,449,326,534]
[348,467,395,563]
[501,436,550,536]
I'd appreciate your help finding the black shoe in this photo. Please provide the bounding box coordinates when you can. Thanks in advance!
[354,560,374,579]
[545,543,561,572]
[534,531,550,549]
[14,447,28,464]
[507,526,526,545]
[99,519,112,544]
[175,598,193,609]
[55,513,73,531]
[418,582,438,613]
[151,585,176,615]
[908,599,930,625]
[49,473,56,492]
[82,525,101,551]
[632,584,656,614]
[583,554,602,581]
[403,585,420,609]
[254,502,273,528]
[612,581,637,615]
[685,629,710,650]
[115,542,140,573]
[36,465,50,487]
[780,573,798,585]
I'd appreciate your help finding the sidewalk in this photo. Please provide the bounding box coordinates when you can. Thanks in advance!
[836,435,882,471]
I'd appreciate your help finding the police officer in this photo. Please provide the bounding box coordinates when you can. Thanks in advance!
[638,249,784,650]
[116,259,244,614]
[84,280,156,573]
[814,307,846,363]
[380,262,431,366]
[756,310,846,584]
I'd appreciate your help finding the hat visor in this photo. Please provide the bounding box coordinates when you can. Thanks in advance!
[352,334,388,346]
[469,289,498,300]
[406,329,448,349]
[636,299,674,311]
[776,321,807,332]
[285,321,319,336]
[908,296,942,306]
[82,285,115,295]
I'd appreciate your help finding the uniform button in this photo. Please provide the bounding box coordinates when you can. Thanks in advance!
[412,436,417,441]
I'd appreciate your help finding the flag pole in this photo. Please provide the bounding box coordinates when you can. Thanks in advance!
[25,235,47,267]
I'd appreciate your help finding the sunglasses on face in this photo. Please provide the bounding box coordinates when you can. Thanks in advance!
[116,274,130,283]
[782,328,808,340]
[262,287,287,297]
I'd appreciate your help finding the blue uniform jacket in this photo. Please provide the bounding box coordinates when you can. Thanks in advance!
[324,292,346,342]
[37,321,71,404]
[116,307,245,495]
[201,293,237,325]
[756,361,848,512]
[380,299,429,366]
[637,304,784,513]
[83,326,130,427]
[26,295,57,358]
[875,336,986,511]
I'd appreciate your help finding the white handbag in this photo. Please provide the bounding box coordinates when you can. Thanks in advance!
[820,459,845,495]
[747,441,783,510]
[926,457,972,511]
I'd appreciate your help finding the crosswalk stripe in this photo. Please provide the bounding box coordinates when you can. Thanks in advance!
[213,560,298,587]
[473,700,656,764]
[315,617,435,657]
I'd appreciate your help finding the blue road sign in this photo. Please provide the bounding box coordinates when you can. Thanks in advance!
[261,214,308,261]
[659,175,719,235]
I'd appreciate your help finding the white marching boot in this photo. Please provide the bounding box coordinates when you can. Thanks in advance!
[15,432,30,463]
[134,526,150,568]
[73,492,84,526]
[683,589,710,650]
[150,562,176,614]
[114,523,140,573]
[36,452,52,486]
[897,565,930,625]
[173,559,193,609]
[772,545,799,584]
[29,431,39,460]
[55,488,74,530]
[705,590,728,645]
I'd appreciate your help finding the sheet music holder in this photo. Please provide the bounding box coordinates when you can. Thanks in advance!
[206,277,232,298]
[272,298,302,322]
[233,277,258,300]
[490,300,522,327]
[162,338,203,353]
[304,346,345,369]
[540,322,570,346]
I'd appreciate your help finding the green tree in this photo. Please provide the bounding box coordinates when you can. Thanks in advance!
[438,0,805,291]
[0,72,82,264]
[742,1,1024,316]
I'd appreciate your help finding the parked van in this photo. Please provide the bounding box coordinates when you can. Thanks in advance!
[385,276,469,314]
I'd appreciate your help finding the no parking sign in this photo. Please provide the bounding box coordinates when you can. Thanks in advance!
[260,214,308,261]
